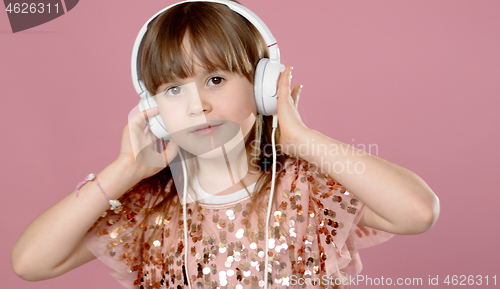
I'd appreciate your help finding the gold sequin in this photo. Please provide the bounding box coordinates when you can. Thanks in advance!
[235,228,244,239]
[218,218,226,229]
[226,209,236,220]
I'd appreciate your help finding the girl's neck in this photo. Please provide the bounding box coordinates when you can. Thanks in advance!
[196,141,262,196]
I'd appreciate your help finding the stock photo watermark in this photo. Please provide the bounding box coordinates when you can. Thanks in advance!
[250,138,379,174]
[289,274,497,286]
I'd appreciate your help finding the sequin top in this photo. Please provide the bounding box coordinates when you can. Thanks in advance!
[84,157,394,289]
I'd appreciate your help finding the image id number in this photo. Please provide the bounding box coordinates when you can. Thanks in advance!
[6,3,60,14]
[443,275,496,286]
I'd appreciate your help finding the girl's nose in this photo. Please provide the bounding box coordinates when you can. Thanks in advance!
[185,82,211,116]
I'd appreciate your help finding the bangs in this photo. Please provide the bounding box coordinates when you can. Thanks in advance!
[140,2,268,94]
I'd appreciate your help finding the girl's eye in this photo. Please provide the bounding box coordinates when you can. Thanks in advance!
[165,86,184,96]
[208,76,224,86]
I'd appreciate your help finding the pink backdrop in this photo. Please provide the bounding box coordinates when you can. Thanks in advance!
[1,0,499,288]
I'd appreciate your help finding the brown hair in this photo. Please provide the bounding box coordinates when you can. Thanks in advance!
[125,1,290,244]
[140,0,265,93]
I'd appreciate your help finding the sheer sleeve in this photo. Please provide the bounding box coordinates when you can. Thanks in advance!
[82,182,168,289]
[287,158,394,282]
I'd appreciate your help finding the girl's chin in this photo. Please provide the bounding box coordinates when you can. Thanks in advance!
[197,146,225,159]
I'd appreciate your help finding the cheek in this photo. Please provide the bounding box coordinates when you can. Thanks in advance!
[242,94,258,124]
[230,94,257,135]
[225,87,256,120]
[157,105,183,131]
[226,101,255,117]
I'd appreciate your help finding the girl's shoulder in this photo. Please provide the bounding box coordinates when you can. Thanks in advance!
[278,156,395,248]
[275,156,394,278]
[279,156,348,199]
[276,156,362,224]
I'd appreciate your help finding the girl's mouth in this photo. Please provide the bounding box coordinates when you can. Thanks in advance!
[191,123,223,136]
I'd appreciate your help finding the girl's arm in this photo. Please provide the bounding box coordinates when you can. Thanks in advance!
[11,107,179,281]
[275,66,440,235]
[295,129,440,235]
[11,159,142,281]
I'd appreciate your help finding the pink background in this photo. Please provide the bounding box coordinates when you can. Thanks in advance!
[1,0,499,288]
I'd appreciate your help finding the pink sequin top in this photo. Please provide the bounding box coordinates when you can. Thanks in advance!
[84,157,394,289]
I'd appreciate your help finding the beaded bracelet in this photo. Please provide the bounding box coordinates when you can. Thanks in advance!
[75,173,122,210]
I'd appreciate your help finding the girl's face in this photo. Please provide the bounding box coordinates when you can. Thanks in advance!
[154,50,257,159]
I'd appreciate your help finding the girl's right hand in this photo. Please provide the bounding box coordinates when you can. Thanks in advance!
[116,106,179,181]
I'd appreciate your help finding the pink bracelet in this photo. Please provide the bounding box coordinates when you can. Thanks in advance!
[75,173,122,210]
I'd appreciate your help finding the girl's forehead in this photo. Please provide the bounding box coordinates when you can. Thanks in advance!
[172,41,228,79]
[181,36,220,67]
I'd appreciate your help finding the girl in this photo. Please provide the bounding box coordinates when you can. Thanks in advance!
[11,1,439,288]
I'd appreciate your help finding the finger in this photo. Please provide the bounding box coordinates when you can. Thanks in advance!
[277,66,293,104]
[128,106,163,165]
[162,139,179,166]
[291,83,303,108]
[128,106,160,127]
[135,139,178,168]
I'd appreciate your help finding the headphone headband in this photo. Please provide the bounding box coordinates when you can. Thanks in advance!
[131,0,281,97]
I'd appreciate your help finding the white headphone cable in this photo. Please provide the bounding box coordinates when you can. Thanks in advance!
[179,146,193,289]
[264,114,279,289]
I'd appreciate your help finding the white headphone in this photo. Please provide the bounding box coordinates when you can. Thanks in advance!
[131,0,285,140]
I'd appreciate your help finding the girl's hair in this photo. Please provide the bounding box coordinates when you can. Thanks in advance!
[123,0,291,245]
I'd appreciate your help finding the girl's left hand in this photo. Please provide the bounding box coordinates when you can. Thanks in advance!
[276,66,309,157]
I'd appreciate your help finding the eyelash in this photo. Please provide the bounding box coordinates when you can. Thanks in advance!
[208,76,224,86]
[165,86,182,96]
[165,76,225,96]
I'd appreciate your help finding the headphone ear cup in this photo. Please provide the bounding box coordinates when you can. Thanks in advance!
[138,96,171,140]
[254,58,285,116]
[254,58,268,115]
